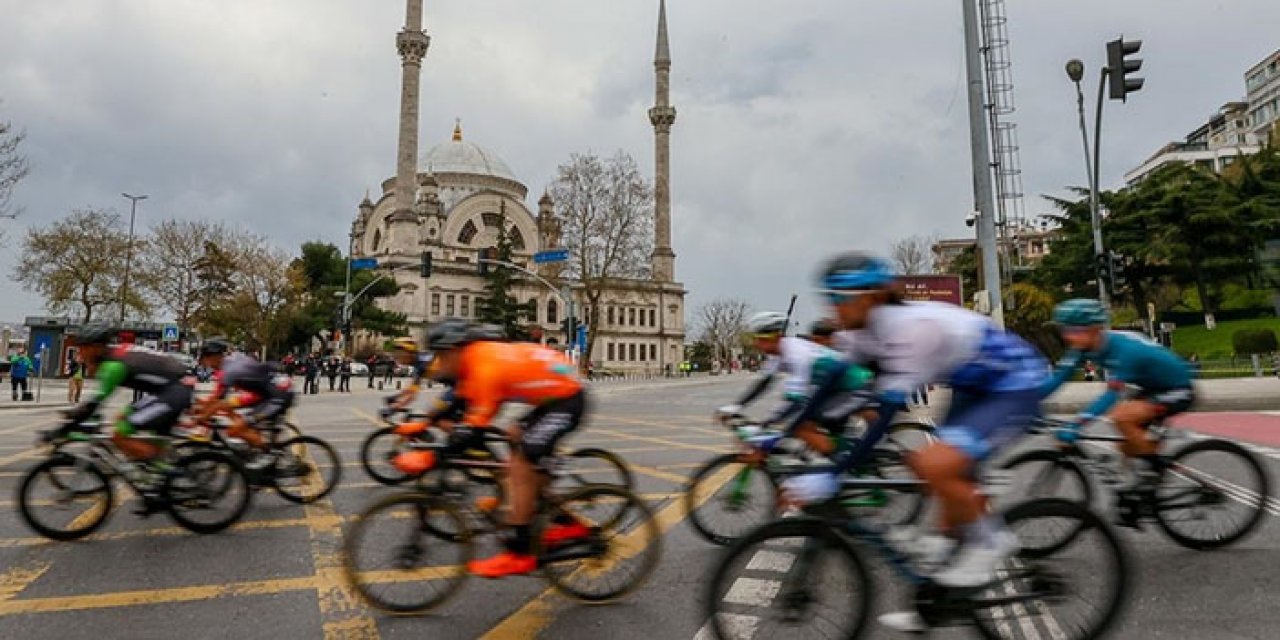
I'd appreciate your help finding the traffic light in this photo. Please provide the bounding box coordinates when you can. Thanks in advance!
[1095,252,1111,290]
[478,248,491,276]
[1106,37,1144,101]
[419,251,432,278]
[1110,251,1128,294]
[562,316,579,344]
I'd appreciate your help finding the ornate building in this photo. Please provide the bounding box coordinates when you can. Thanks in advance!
[349,0,686,373]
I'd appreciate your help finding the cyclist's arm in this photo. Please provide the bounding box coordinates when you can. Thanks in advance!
[733,358,781,407]
[836,391,908,472]
[66,360,127,423]
[1039,350,1085,399]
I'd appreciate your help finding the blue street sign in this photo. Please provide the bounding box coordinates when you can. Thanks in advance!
[533,249,570,264]
[162,325,179,342]
[351,258,379,271]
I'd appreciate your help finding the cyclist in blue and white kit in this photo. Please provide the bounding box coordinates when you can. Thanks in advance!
[784,253,1048,632]
[1042,299,1196,486]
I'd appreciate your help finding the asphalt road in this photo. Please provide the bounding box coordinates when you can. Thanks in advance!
[0,378,1275,640]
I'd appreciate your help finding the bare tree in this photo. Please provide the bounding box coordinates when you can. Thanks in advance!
[140,219,240,333]
[549,150,654,365]
[890,234,935,275]
[0,105,29,222]
[201,234,301,357]
[696,298,751,369]
[13,208,148,322]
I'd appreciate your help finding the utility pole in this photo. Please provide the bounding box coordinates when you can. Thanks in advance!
[120,193,148,323]
[961,0,1003,327]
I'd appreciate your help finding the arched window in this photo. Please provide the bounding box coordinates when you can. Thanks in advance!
[510,228,526,251]
[372,229,382,251]
[547,299,559,325]
[458,220,479,245]
[482,212,503,228]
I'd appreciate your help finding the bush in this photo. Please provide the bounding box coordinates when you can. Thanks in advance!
[1231,328,1278,355]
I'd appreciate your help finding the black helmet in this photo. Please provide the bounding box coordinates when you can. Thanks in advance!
[465,323,506,343]
[70,323,115,346]
[808,318,837,338]
[426,318,472,351]
[199,337,231,356]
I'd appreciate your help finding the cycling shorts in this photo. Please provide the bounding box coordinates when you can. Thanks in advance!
[121,384,194,436]
[1135,387,1195,418]
[936,387,1041,462]
[812,389,877,435]
[517,389,587,467]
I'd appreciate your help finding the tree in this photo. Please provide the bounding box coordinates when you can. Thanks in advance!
[550,151,654,365]
[140,219,237,333]
[0,104,29,222]
[202,236,301,357]
[696,298,751,369]
[891,235,934,275]
[13,208,147,322]
[1003,282,1061,360]
[281,241,404,355]
[949,245,980,304]
[476,211,534,339]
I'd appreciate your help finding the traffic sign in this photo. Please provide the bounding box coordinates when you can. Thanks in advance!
[162,325,179,342]
[533,249,569,264]
[351,258,379,271]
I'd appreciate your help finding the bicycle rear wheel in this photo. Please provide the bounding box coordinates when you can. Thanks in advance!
[971,498,1128,640]
[536,485,661,603]
[706,518,871,640]
[343,492,472,614]
[165,451,252,534]
[272,435,342,504]
[1155,439,1270,550]
[360,426,415,485]
[554,447,634,492]
[684,454,778,546]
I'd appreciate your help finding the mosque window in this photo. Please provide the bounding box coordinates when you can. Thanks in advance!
[629,308,636,326]
[461,295,470,317]
[547,299,558,324]
[607,307,615,326]
[446,295,455,316]
[482,212,503,228]
[650,344,657,360]
[458,220,478,245]
[629,343,637,361]
[649,309,656,327]
[431,293,440,316]
[372,229,382,251]
[510,228,526,251]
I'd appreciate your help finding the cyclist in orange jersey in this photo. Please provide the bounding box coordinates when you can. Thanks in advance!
[425,320,588,578]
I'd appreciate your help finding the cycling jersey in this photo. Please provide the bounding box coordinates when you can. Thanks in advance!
[736,337,849,425]
[211,353,274,406]
[453,341,583,427]
[1041,330,1195,419]
[66,345,193,434]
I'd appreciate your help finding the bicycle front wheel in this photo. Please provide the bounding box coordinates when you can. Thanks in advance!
[272,435,342,504]
[18,455,114,541]
[1155,439,1271,550]
[555,447,634,492]
[971,498,1128,640]
[165,451,253,534]
[536,485,661,603]
[343,492,472,614]
[706,518,871,640]
[684,454,778,546]
[360,426,415,485]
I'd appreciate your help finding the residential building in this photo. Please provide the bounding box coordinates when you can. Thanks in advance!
[1124,102,1261,186]
[1246,49,1280,142]
[931,223,1057,274]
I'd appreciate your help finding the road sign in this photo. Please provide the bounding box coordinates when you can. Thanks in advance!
[162,325,179,342]
[351,258,379,271]
[533,249,570,264]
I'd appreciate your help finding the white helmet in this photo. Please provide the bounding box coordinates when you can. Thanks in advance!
[747,311,788,335]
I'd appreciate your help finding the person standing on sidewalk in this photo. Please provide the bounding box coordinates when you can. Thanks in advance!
[339,358,352,392]
[9,349,32,401]
[366,354,377,389]
[67,353,85,403]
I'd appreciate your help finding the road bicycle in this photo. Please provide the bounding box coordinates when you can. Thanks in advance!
[999,416,1270,550]
[685,414,935,546]
[705,473,1129,640]
[343,431,660,615]
[20,421,252,540]
[172,416,341,504]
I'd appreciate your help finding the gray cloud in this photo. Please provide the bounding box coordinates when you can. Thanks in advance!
[2,0,1278,328]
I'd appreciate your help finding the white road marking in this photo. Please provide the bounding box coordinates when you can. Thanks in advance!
[722,577,781,607]
[744,550,795,573]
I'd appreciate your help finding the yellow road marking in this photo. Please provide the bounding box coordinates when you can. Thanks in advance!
[0,559,51,601]
[625,463,690,485]
[595,413,726,438]
[479,464,738,639]
[0,448,41,470]
[0,576,320,616]
[586,428,724,454]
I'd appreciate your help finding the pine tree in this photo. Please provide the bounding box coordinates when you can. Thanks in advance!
[475,213,532,339]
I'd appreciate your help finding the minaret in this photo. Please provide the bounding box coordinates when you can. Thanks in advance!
[390,0,430,240]
[648,0,677,282]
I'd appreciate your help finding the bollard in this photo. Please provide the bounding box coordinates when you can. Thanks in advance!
[1251,354,1263,377]
[396,381,402,390]
[377,381,383,391]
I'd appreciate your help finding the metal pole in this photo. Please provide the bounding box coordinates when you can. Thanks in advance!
[962,0,1003,327]
[119,193,147,322]
[341,234,354,355]
[1090,66,1110,309]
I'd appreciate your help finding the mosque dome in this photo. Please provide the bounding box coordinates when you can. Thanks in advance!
[419,120,519,183]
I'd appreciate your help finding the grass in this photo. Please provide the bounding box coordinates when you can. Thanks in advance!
[1171,317,1280,359]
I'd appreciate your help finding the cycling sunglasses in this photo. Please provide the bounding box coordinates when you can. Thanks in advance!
[816,288,876,305]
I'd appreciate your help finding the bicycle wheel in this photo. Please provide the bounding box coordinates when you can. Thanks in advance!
[706,518,871,640]
[360,426,415,485]
[18,455,114,541]
[536,485,661,603]
[554,447,634,492]
[272,435,342,504]
[272,422,304,444]
[971,498,1128,640]
[342,492,472,614]
[165,451,252,534]
[685,454,778,546]
[1154,439,1270,550]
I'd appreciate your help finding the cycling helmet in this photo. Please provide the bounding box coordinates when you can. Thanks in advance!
[70,323,115,346]
[817,252,896,292]
[747,311,789,335]
[199,337,230,356]
[391,336,419,353]
[465,324,506,343]
[1053,298,1109,327]
[808,318,837,338]
[426,318,472,351]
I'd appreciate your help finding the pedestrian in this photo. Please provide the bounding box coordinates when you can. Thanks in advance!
[9,349,32,401]
[339,358,352,392]
[325,356,338,391]
[304,354,320,394]
[382,355,394,385]
[67,353,85,403]
[367,354,377,389]
[1083,359,1097,382]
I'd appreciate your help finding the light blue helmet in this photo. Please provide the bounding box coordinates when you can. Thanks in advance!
[1053,298,1109,327]
[817,253,896,292]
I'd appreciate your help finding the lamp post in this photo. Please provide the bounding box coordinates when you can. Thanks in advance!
[120,193,148,323]
[1065,60,1108,308]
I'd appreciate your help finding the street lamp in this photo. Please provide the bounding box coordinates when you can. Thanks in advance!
[1065,60,1109,308]
[120,193,148,323]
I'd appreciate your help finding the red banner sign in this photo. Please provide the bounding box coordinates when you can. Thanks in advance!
[898,275,963,306]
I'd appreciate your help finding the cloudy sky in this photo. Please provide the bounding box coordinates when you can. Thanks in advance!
[1,0,1278,327]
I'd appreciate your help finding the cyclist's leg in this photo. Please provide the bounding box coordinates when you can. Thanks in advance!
[113,385,191,461]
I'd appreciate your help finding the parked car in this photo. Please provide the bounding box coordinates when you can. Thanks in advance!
[395,364,416,377]
[349,362,369,376]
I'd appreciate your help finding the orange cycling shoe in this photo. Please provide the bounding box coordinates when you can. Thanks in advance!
[468,551,537,578]
[541,521,592,547]
[393,450,436,475]
[394,421,429,437]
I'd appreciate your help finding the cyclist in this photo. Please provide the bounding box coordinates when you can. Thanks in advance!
[1042,299,1195,488]
[410,319,588,578]
[806,317,838,348]
[52,325,195,464]
[784,253,1047,631]
[192,338,296,465]
[384,336,434,415]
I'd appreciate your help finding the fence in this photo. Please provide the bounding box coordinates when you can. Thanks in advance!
[1192,354,1280,379]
